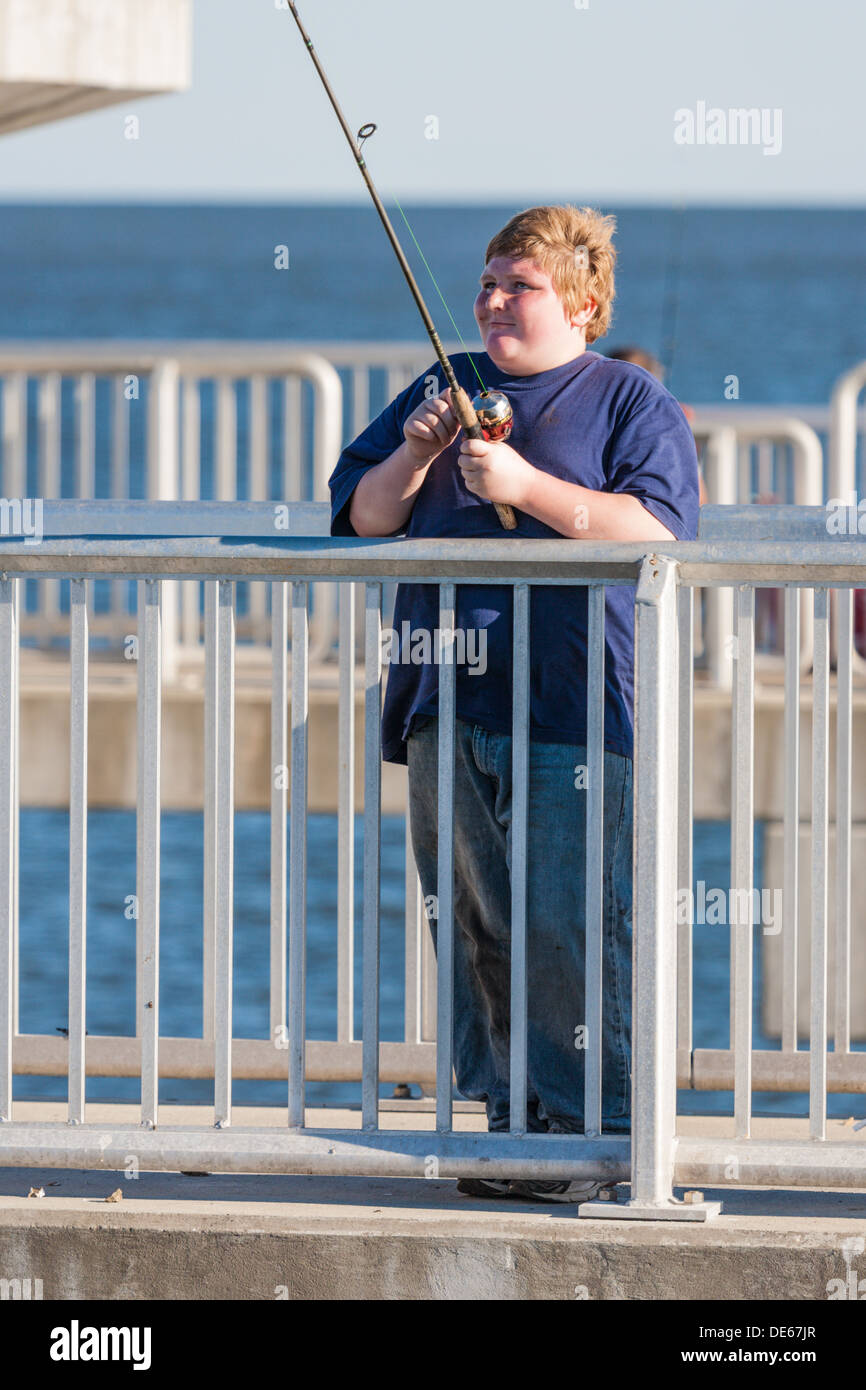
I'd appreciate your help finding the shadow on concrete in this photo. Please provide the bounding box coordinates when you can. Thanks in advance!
[1,1168,866,1222]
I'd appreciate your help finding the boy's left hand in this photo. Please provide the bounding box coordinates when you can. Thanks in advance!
[457,437,535,509]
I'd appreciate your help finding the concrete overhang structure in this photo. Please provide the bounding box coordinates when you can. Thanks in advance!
[0,0,191,135]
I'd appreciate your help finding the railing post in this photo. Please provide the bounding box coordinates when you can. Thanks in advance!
[147,360,180,683]
[828,363,866,677]
[307,356,343,664]
[701,427,737,690]
[0,578,16,1123]
[587,555,720,1221]
[829,360,866,502]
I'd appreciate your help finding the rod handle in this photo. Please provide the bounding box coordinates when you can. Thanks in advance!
[451,387,517,531]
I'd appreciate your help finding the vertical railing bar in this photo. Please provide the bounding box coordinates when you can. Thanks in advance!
[728,607,735,1051]
[782,588,800,1051]
[510,582,530,1136]
[76,373,95,499]
[630,557,680,1209]
[731,584,754,1140]
[270,581,288,1046]
[287,581,309,1129]
[435,582,456,1135]
[135,581,144,1034]
[202,581,218,1043]
[248,375,268,630]
[810,587,830,1140]
[834,587,852,1054]
[68,579,88,1125]
[421,899,437,1044]
[361,583,382,1130]
[676,585,694,1060]
[1,378,24,838]
[181,377,201,647]
[3,372,27,497]
[38,371,61,496]
[146,362,179,684]
[214,580,235,1128]
[757,439,773,502]
[38,373,61,622]
[110,376,129,619]
[182,377,201,501]
[216,377,236,502]
[0,578,16,1121]
[215,379,237,643]
[337,582,355,1044]
[10,577,18,1037]
[702,430,737,688]
[111,374,129,501]
[584,584,605,1136]
[737,441,751,505]
[139,579,161,1129]
[250,374,268,499]
[284,377,302,501]
[403,820,422,1045]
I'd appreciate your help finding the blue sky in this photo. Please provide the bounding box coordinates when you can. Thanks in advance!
[0,0,862,203]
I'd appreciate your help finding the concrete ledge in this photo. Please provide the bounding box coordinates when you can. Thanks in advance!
[1,1167,865,1299]
[0,0,191,134]
[0,1109,865,1298]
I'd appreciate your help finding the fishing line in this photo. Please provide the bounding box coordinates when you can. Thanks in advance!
[287,1,517,528]
[355,125,487,391]
[390,194,489,396]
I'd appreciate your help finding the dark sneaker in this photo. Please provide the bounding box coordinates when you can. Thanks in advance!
[507,1178,619,1204]
[456,1177,513,1198]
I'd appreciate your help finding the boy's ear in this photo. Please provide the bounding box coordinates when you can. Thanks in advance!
[572,297,598,328]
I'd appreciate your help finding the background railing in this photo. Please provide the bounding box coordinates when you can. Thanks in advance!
[3,343,866,681]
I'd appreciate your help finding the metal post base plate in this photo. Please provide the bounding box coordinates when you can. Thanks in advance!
[578,1196,723,1221]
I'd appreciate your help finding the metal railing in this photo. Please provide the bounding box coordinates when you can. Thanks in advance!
[0,345,343,670]
[694,415,824,685]
[1,503,865,1216]
[4,342,866,683]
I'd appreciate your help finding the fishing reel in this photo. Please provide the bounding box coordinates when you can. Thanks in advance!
[468,389,516,528]
[471,389,513,443]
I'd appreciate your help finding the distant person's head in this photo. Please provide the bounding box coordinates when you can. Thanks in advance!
[474,205,617,376]
[607,346,665,381]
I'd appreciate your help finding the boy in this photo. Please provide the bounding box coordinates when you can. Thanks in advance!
[329,205,699,1201]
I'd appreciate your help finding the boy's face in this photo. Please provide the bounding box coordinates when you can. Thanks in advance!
[473,255,596,376]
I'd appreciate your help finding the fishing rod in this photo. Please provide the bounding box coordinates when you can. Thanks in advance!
[287,1,517,530]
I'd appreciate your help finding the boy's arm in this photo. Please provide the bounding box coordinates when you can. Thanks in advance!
[457,390,699,543]
[348,440,435,537]
[332,385,458,537]
[517,469,677,542]
[457,438,678,540]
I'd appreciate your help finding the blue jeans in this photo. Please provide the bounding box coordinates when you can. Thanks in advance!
[406,715,633,1134]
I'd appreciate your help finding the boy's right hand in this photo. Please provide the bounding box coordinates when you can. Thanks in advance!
[403,388,461,466]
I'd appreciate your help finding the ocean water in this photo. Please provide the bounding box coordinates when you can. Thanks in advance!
[15,807,861,1121]
[5,202,864,1118]
[0,202,864,404]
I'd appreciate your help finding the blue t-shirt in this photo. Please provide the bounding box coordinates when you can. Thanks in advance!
[329,349,699,764]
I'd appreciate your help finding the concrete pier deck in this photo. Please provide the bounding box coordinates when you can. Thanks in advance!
[1,1104,865,1300]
